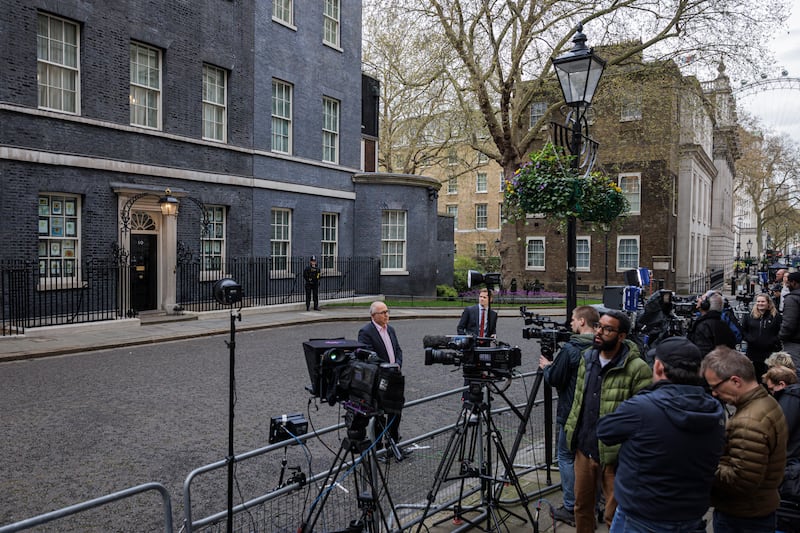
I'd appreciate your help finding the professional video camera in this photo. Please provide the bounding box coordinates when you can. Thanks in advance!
[632,290,694,361]
[735,291,753,308]
[519,306,572,360]
[671,293,698,318]
[422,334,521,379]
[303,340,405,416]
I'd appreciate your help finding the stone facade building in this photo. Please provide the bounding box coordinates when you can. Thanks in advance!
[421,50,738,295]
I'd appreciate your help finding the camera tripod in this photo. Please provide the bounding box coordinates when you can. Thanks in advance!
[415,378,535,532]
[300,411,400,533]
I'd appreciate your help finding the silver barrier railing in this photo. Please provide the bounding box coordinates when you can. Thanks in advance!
[0,482,173,533]
[183,370,556,532]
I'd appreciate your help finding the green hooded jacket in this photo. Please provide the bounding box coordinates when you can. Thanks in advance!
[564,339,652,466]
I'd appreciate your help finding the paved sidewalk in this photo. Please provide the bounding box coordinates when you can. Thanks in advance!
[0,302,558,363]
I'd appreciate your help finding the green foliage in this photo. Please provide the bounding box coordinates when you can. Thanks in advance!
[503,143,630,224]
[453,255,480,294]
[436,284,459,300]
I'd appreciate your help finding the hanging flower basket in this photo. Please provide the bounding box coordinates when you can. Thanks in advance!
[504,143,629,224]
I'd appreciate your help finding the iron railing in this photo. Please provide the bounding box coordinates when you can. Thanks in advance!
[175,256,381,312]
[1,259,127,336]
[1,256,380,336]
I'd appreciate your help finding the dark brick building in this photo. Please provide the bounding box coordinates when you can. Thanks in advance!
[0,0,452,319]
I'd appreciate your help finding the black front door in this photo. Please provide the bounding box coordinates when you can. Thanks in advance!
[130,234,157,312]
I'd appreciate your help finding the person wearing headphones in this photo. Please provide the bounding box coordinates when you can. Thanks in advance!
[688,290,737,356]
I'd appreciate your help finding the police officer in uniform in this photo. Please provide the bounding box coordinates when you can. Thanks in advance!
[303,256,321,311]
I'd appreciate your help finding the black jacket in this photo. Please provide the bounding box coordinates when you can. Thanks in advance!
[543,333,594,425]
[780,290,800,343]
[688,311,737,356]
[741,312,782,361]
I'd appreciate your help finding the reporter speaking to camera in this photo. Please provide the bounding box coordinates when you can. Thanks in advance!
[357,301,404,445]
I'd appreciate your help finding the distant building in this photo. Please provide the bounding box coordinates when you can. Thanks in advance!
[415,49,738,295]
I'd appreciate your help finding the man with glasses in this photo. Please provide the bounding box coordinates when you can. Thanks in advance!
[597,337,725,532]
[564,309,652,532]
[358,301,406,456]
[701,346,787,532]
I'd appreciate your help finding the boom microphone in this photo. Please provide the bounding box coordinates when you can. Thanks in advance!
[423,335,451,348]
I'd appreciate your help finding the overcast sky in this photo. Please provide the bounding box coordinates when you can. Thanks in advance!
[735,0,800,143]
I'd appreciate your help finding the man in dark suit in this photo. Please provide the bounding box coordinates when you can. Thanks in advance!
[457,287,498,345]
[358,301,404,446]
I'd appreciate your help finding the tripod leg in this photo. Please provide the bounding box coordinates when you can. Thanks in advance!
[300,439,353,533]
[479,410,537,531]
[414,404,478,533]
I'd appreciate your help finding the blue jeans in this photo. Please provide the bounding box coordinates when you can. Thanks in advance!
[712,509,776,533]
[557,424,575,510]
[610,506,706,533]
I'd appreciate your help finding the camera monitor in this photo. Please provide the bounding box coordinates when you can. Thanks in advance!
[302,338,365,397]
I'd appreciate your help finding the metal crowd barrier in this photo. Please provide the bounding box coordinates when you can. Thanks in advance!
[0,371,556,532]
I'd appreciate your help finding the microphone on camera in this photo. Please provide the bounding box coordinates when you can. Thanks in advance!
[423,335,451,348]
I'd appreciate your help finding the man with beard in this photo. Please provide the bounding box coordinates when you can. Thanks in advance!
[564,309,652,533]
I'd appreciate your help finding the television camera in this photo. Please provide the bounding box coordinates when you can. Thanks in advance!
[303,340,405,418]
[735,291,754,308]
[422,334,521,379]
[519,306,572,360]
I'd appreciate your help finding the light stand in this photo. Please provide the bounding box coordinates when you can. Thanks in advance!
[213,278,243,533]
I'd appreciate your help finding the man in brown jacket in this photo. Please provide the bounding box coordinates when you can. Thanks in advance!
[701,346,788,531]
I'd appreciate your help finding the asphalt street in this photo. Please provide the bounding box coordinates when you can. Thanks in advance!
[0,315,543,532]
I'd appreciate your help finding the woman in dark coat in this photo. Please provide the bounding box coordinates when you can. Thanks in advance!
[741,293,782,382]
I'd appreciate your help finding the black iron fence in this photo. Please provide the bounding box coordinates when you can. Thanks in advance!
[1,259,127,336]
[687,265,725,295]
[1,257,381,336]
[175,256,381,312]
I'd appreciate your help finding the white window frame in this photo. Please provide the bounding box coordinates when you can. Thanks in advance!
[577,236,591,271]
[618,173,641,214]
[322,96,340,163]
[381,210,407,272]
[273,0,294,27]
[129,42,161,129]
[447,177,458,194]
[446,205,458,230]
[321,212,338,271]
[202,64,227,142]
[38,193,81,288]
[620,94,642,121]
[271,79,293,154]
[270,208,292,275]
[475,204,488,230]
[617,236,640,271]
[526,237,545,271]
[476,172,488,193]
[37,13,80,114]
[323,0,340,48]
[201,205,226,279]
[476,243,487,258]
[529,101,547,129]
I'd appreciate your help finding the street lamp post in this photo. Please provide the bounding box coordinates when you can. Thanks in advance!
[551,24,606,319]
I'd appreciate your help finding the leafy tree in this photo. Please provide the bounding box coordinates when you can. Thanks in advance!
[735,123,800,254]
[453,255,480,294]
[364,0,788,178]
